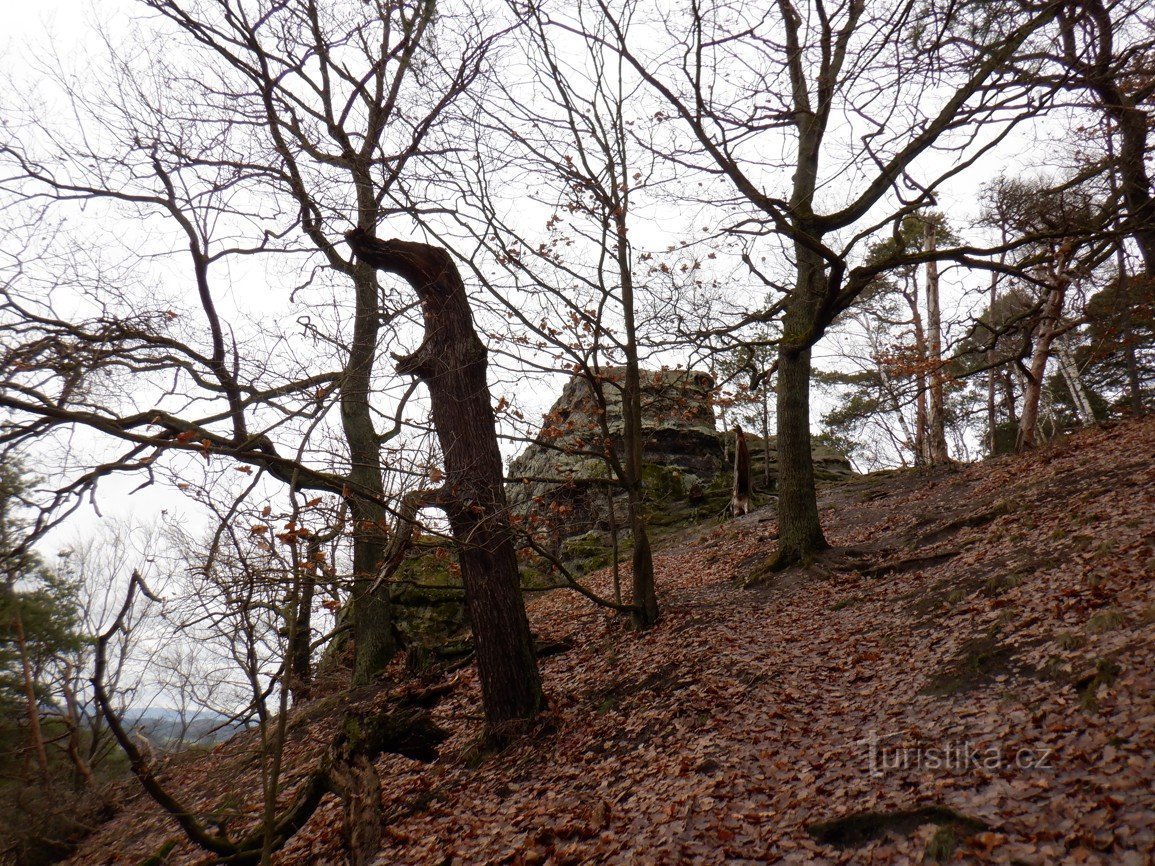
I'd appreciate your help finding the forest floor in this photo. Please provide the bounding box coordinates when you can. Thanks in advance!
[66,417,1155,865]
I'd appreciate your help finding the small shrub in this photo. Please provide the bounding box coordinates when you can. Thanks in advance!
[925,825,959,862]
[1088,610,1125,635]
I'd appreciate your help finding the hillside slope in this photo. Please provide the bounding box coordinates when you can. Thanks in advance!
[66,418,1155,865]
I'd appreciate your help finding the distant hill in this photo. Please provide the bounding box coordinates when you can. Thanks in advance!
[124,707,248,750]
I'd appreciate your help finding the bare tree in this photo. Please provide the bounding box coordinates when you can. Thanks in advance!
[582,0,1058,566]
[425,1,667,625]
[0,0,506,689]
[1051,0,1155,273]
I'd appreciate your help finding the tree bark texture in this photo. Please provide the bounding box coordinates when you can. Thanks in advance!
[14,605,50,780]
[731,425,751,516]
[771,241,829,567]
[774,342,826,564]
[612,203,659,629]
[345,230,544,728]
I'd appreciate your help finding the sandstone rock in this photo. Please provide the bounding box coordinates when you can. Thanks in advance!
[393,367,853,647]
[506,367,854,556]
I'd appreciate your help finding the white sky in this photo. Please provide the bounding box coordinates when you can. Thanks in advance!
[1,0,1095,551]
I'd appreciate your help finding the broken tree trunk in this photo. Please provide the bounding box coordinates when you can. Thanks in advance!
[345,229,544,729]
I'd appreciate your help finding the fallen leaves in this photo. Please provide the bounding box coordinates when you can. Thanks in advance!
[63,418,1155,866]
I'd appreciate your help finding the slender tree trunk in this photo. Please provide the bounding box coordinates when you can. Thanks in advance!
[1055,338,1095,425]
[605,484,621,606]
[343,256,395,685]
[14,605,50,780]
[616,220,658,628]
[1125,342,1144,414]
[924,221,950,463]
[905,285,929,464]
[60,668,96,789]
[1003,371,1019,426]
[987,368,999,455]
[347,231,543,728]
[289,561,316,701]
[987,270,1000,456]
[731,426,751,516]
[761,387,772,488]
[1019,277,1068,449]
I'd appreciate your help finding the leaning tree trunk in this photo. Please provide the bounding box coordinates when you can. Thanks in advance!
[14,604,50,780]
[1019,275,1069,450]
[346,230,543,729]
[1055,337,1095,426]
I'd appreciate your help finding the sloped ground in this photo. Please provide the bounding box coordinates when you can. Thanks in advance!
[66,418,1155,865]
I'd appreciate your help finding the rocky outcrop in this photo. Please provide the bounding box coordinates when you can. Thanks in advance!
[507,368,723,527]
[395,368,853,650]
[506,368,854,567]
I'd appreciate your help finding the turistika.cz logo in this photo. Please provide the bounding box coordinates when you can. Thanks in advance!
[859,729,1053,777]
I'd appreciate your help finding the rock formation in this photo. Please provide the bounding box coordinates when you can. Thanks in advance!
[507,368,853,568]
[394,367,854,650]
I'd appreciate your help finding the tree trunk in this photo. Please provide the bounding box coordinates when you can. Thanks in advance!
[771,242,829,568]
[1063,0,1155,274]
[1019,278,1068,449]
[774,345,825,563]
[773,342,826,566]
[614,208,658,629]
[605,484,622,606]
[987,271,1000,456]
[60,668,96,789]
[924,221,950,464]
[621,355,657,631]
[1111,181,1146,417]
[327,755,382,866]
[731,425,751,516]
[288,560,316,702]
[14,604,50,780]
[1003,371,1019,425]
[913,321,929,462]
[1125,341,1144,414]
[904,284,929,465]
[1055,338,1095,425]
[348,508,392,686]
[343,259,396,686]
[346,231,543,728]
[761,388,772,488]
